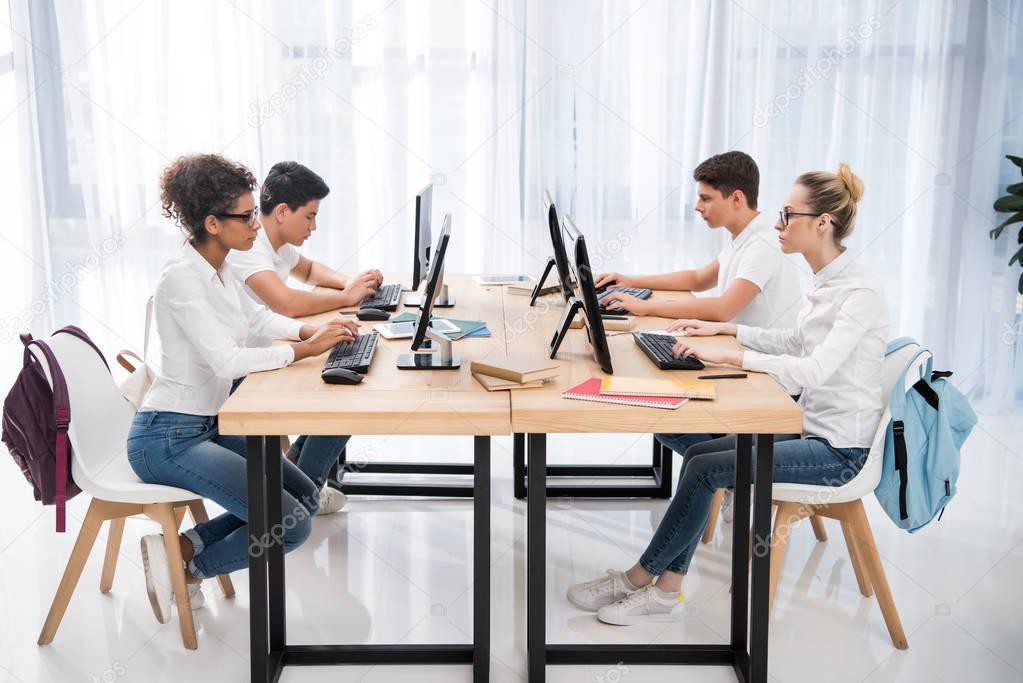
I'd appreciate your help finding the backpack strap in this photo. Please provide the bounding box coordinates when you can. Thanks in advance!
[20,336,71,532]
[892,419,909,521]
[912,379,940,411]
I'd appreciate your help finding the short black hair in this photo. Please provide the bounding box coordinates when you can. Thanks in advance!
[260,161,330,214]
[693,151,759,209]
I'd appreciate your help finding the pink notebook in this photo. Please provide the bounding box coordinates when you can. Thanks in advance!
[561,378,688,410]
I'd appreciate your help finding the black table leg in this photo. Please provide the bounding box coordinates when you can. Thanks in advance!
[731,434,753,680]
[265,436,286,654]
[473,436,491,681]
[748,435,774,683]
[513,433,526,499]
[246,436,271,683]
[526,433,546,681]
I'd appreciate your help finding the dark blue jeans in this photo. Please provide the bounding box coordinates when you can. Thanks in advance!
[640,435,867,575]
[127,410,318,579]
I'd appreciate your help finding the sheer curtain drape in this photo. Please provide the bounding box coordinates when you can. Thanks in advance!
[5,0,1022,406]
[528,0,1023,405]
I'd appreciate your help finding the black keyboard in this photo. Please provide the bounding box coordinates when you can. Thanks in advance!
[632,332,705,370]
[322,331,379,374]
[360,283,402,311]
[597,286,652,313]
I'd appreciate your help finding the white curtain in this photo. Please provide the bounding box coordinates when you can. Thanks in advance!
[5,0,1022,406]
[527,0,1023,406]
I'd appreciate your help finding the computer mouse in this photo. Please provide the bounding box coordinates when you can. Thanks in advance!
[356,307,390,321]
[321,368,364,385]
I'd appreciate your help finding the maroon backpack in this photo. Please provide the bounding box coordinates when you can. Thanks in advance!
[2,326,109,532]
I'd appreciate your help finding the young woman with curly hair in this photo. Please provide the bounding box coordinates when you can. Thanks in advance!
[126,154,355,624]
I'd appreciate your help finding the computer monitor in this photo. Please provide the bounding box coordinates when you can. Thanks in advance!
[411,184,432,291]
[530,190,575,306]
[548,216,613,374]
[406,184,454,308]
[396,214,460,370]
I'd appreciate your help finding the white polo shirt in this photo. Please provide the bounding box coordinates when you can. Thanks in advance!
[717,212,802,329]
[227,228,301,302]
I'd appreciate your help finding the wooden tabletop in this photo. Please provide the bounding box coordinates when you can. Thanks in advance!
[218,276,802,437]
[505,289,803,435]
[218,274,512,436]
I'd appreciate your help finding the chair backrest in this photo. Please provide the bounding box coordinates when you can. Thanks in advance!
[29,332,137,496]
[859,342,932,487]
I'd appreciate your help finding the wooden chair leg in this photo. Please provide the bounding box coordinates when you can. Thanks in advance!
[702,489,725,544]
[38,499,105,644]
[840,518,873,597]
[148,504,198,650]
[99,517,125,593]
[810,514,828,542]
[186,500,235,598]
[846,500,908,649]
[768,502,807,613]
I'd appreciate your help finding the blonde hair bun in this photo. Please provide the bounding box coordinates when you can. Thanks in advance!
[835,162,864,203]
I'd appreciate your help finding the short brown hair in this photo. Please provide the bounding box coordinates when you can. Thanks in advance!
[693,151,759,209]
[160,154,257,243]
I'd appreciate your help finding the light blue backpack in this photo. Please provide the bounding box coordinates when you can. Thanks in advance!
[874,338,977,532]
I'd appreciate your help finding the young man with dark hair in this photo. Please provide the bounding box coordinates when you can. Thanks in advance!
[228,161,380,515]
[229,161,383,318]
[597,151,801,327]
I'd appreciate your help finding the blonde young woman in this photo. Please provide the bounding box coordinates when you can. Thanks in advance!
[568,164,890,625]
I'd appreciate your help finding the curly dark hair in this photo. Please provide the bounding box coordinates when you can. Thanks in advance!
[693,151,759,209]
[159,154,257,243]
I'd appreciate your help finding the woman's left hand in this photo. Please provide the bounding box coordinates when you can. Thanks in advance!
[672,339,743,367]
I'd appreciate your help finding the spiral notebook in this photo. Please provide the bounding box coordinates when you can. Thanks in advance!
[561,378,688,410]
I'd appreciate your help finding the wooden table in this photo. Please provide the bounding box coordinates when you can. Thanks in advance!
[218,275,510,683]
[504,288,802,683]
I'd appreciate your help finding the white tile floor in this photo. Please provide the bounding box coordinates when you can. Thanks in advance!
[0,415,1021,683]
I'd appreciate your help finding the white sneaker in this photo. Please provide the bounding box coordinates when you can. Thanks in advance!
[140,534,174,624]
[721,489,734,524]
[567,569,640,612]
[315,486,347,516]
[175,582,204,611]
[597,584,687,625]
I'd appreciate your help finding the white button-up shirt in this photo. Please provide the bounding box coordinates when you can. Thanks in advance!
[141,244,303,416]
[737,248,889,448]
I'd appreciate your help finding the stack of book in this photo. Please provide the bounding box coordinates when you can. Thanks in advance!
[562,375,716,409]
[470,356,560,392]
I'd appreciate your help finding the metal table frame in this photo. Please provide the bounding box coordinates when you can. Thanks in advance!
[246,434,491,683]
[526,432,776,683]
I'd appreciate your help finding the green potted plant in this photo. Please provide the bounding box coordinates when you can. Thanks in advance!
[991,154,1023,294]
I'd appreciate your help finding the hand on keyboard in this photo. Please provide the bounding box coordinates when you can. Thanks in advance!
[598,289,650,316]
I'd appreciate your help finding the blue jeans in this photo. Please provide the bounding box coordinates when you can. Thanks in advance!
[640,435,867,575]
[288,434,349,489]
[127,410,318,579]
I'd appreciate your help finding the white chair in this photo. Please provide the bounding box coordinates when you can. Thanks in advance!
[33,332,234,650]
[763,343,925,650]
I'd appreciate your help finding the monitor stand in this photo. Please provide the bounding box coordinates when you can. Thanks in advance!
[529,256,558,306]
[548,296,583,360]
[396,326,461,370]
[404,283,456,308]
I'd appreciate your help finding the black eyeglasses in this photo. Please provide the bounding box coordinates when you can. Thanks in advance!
[773,208,838,229]
[214,208,260,225]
